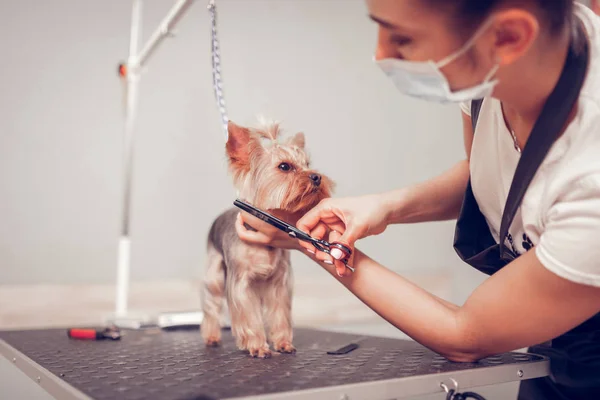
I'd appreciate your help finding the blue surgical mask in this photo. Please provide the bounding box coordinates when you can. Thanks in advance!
[375,20,499,104]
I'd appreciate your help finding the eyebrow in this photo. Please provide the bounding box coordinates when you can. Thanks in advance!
[369,14,403,30]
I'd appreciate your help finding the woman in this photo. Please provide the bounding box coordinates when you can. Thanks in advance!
[235,1,600,398]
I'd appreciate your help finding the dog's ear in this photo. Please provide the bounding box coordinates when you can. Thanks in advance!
[287,132,305,149]
[226,121,254,169]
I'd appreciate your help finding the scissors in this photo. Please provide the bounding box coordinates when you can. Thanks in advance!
[234,199,354,273]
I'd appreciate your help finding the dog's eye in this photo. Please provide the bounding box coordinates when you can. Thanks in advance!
[278,162,292,172]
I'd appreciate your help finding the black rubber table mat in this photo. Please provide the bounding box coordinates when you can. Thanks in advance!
[0,327,544,400]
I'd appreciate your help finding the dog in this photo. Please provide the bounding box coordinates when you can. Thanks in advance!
[201,118,334,358]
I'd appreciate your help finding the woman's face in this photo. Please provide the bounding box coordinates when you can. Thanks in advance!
[366,0,505,93]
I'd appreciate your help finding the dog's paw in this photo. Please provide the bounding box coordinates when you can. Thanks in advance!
[204,336,221,347]
[274,341,296,354]
[248,346,272,359]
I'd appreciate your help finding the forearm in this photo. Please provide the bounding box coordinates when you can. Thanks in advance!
[303,239,600,364]
[305,249,476,361]
[383,160,470,224]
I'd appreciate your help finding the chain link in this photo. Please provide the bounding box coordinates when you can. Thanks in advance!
[208,0,229,138]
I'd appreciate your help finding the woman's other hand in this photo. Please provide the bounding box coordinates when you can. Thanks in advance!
[235,209,303,250]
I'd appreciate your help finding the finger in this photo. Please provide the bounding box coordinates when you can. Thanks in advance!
[300,222,327,255]
[311,223,333,265]
[328,230,347,276]
[329,225,360,261]
[314,250,335,265]
[297,221,326,252]
[296,201,332,233]
[298,241,315,254]
[297,233,317,254]
[329,230,353,277]
[323,220,347,236]
[298,203,360,262]
[235,213,271,245]
[310,222,328,240]
[239,210,269,231]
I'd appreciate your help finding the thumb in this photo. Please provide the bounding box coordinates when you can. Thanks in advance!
[235,212,271,245]
[329,225,361,260]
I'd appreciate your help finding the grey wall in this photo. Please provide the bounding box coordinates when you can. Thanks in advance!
[0,0,478,291]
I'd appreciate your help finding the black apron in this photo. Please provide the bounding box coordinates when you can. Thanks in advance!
[453,24,600,400]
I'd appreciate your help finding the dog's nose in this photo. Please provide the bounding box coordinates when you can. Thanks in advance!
[309,174,321,186]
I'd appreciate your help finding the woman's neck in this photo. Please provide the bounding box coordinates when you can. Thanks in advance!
[496,28,573,129]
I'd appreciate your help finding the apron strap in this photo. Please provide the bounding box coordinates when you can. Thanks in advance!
[470,99,484,131]
[497,25,589,259]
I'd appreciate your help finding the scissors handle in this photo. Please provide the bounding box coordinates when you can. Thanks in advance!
[329,242,352,258]
[233,199,354,272]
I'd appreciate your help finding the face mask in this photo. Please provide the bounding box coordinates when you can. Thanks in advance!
[375,19,499,104]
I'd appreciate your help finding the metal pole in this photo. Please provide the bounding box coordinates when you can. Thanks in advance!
[114,0,198,320]
[116,0,143,317]
[135,0,196,69]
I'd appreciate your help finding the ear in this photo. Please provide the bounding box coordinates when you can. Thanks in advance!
[287,132,305,149]
[489,9,539,67]
[226,121,252,169]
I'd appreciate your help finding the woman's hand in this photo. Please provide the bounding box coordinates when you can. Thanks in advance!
[235,210,303,250]
[296,194,392,276]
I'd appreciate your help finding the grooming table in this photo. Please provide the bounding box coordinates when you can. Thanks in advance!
[0,327,549,400]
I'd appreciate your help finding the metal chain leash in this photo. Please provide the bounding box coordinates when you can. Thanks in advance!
[208,0,229,139]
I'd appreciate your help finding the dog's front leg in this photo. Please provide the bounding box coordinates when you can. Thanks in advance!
[201,244,225,347]
[265,260,295,354]
[227,274,271,358]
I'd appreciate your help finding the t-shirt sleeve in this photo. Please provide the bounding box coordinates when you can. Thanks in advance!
[536,174,600,287]
[460,100,472,117]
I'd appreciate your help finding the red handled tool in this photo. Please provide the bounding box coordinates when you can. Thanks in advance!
[67,326,121,341]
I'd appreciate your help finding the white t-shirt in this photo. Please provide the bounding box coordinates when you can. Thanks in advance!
[460,4,600,287]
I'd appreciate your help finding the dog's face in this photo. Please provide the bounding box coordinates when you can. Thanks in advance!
[226,119,334,213]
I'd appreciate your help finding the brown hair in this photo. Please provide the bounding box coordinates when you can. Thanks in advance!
[427,0,575,36]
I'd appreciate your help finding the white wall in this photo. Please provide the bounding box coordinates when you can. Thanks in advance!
[0,0,480,296]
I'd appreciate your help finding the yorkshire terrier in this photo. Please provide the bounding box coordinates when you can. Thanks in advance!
[201,118,334,358]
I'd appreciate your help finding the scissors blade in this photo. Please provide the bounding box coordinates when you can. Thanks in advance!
[233,199,314,242]
[234,199,355,273]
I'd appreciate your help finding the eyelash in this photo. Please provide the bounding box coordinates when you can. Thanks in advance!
[391,35,412,47]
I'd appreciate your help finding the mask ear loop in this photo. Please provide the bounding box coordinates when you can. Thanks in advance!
[436,17,495,69]
[483,63,500,82]
[479,53,502,86]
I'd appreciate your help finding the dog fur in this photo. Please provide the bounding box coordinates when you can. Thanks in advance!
[201,118,334,358]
